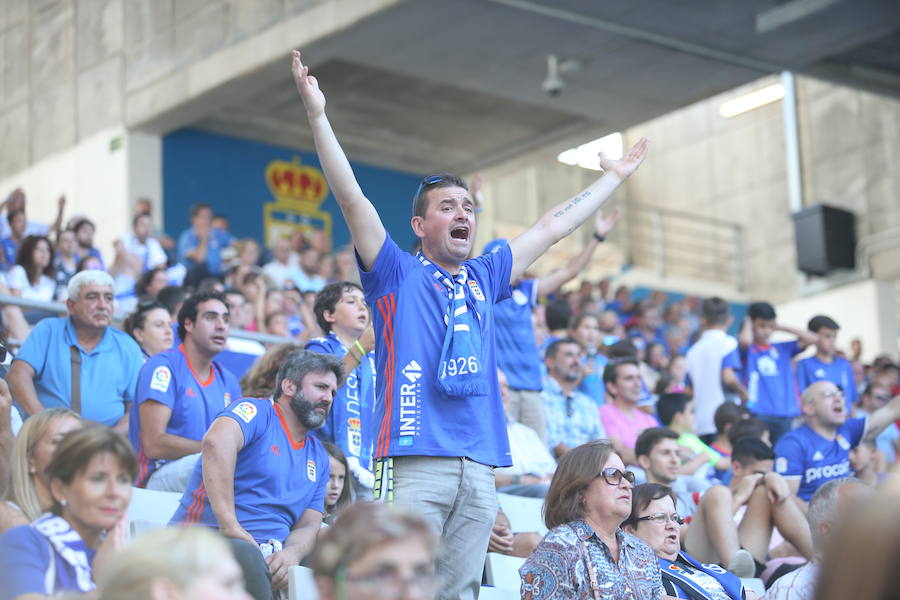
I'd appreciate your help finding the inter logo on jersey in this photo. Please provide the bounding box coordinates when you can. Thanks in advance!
[150,366,172,392]
[467,279,486,301]
[306,459,317,481]
[232,401,258,423]
[402,360,422,383]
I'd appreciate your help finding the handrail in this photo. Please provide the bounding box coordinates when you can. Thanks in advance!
[0,294,297,346]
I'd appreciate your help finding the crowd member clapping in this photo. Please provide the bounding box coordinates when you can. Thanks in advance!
[310,502,437,600]
[624,483,754,599]
[122,300,175,360]
[520,440,663,599]
[0,408,82,533]
[0,424,135,598]
[95,527,251,600]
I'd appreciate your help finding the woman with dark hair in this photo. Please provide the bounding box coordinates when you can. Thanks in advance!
[0,424,135,599]
[322,442,351,524]
[7,235,56,301]
[519,440,663,600]
[311,502,437,600]
[623,483,753,600]
[123,300,174,359]
[135,266,169,300]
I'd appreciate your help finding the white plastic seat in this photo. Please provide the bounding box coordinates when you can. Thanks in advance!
[126,487,182,540]
[484,552,525,590]
[497,492,546,533]
[289,565,319,600]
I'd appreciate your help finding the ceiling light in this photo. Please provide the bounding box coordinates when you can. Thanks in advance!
[719,83,785,118]
[556,132,623,171]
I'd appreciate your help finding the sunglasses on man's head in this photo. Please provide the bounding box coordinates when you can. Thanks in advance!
[411,175,448,214]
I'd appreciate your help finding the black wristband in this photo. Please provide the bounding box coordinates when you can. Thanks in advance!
[593,233,606,242]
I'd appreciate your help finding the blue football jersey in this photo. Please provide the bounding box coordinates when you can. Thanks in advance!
[774,418,865,501]
[494,279,543,391]
[795,355,857,410]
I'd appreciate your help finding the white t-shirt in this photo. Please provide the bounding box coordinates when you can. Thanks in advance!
[122,233,168,272]
[6,265,56,301]
[686,329,739,435]
[497,422,558,477]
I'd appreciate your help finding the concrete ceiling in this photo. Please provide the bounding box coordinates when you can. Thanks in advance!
[193,0,900,175]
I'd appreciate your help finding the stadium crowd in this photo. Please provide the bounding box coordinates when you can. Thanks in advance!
[0,50,898,600]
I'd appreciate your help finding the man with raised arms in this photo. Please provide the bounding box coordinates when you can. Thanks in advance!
[291,50,649,600]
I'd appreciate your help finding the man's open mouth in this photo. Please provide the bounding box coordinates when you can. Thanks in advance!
[450,226,469,240]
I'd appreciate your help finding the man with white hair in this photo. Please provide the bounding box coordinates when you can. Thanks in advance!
[6,270,143,431]
[764,477,869,599]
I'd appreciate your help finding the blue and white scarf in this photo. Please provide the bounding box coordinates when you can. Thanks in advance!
[417,253,489,399]
[32,512,95,594]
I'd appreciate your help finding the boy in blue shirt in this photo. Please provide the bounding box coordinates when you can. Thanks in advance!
[171,350,340,595]
[727,301,816,444]
[796,315,857,411]
[292,50,649,600]
[306,281,376,499]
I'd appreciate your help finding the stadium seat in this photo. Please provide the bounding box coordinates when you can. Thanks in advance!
[484,552,525,590]
[497,493,546,533]
[742,578,765,597]
[289,565,319,600]
[126,487,182,539]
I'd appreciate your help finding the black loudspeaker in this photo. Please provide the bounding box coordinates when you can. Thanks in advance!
[792,204,856,276]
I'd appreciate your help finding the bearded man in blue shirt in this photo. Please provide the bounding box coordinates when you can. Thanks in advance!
[292,50,649,600]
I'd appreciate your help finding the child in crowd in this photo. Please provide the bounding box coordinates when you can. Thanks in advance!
[796,315,857,411]
[657,393,730,473]
[725,301,816,444]
[305,281,376,499]
[322,442,351,525]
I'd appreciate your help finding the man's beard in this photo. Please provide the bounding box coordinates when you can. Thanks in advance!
[290,390,329,429]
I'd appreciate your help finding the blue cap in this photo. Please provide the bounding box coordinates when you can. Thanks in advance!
[482,238,508,256]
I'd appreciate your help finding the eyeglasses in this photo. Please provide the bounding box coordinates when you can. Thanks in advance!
[411,175,448,214]
[338,565,436,598]
[637,512,684,526]
[599,467,636,486]
[820,389,845,400]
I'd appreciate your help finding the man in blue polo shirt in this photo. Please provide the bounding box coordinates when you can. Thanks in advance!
[176,203,233,282]
[6,270,143,431]
[775,380,900,507]
[726,301,816,444]
[292,50,649,600]
[129,291,242,491]
[796,315,857,411]
[306,281,377,499]
[171,350,340,597]
[483,207,619,442]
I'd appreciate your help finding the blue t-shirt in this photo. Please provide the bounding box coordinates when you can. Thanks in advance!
[494,279,543,391]
[774,417,866,501]
[176,227,232,274]
[578,352,609,406]
[129,346,242,487]
[305,332,376,478]
[730,341,802,417]
[795,355,857,410]
[171,397,329,543]
[359,234,513,467]
[0,523,96,599]
[14,318,143,426]
[1,237,18,268]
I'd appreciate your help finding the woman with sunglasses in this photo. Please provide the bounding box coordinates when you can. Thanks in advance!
[520,440,664,600]
[623,483,755,600]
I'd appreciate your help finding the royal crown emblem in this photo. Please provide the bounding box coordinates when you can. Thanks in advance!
[265,157,329,206]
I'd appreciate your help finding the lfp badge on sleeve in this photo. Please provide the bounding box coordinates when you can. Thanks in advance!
[263,157,332,248]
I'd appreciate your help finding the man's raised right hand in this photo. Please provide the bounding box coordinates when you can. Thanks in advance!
[291,50,326,120]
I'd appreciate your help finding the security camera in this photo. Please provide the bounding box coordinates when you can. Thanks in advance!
[543,55,565,96]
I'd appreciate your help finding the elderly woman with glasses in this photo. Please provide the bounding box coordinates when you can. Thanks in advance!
[623,483,755,600]
[520,440,664,600]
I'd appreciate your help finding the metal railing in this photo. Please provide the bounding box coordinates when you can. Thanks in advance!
[0,294,296,347]
[623,203,746,291]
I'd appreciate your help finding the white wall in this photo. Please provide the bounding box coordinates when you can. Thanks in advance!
[126,132,163,227]
[0,126,131,267]
[776,279,898,363]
